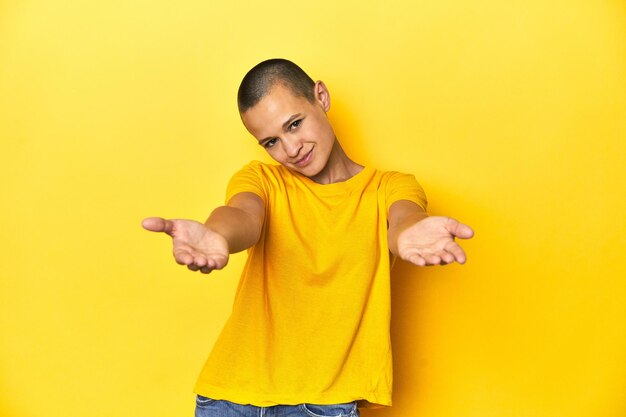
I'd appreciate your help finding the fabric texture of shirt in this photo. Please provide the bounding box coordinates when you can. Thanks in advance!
[194,161,427,408]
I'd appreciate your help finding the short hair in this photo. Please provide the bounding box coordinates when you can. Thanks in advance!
[237,59,315,113]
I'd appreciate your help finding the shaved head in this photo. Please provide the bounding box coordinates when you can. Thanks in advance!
[237,59,315,113]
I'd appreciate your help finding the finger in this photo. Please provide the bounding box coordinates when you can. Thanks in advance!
[200,257,228,273]
[423,254,441,265]
[446,218,474,239]
[195,255,208,268]
[445,241,467,264]
[186,255,210,271]
[174,250,193,265]
[208,256,229,270]
[142,217,175,235]
[438,251,456,264]
[407,254,426,267]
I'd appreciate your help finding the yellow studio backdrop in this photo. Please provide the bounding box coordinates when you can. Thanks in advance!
[1,0,624,416]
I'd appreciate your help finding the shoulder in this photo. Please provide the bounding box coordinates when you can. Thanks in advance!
[375,169,420,187]
[226,161,298,202]
[374,168,428,212]
[233,160,290,180]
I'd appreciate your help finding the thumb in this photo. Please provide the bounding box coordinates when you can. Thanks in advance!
[142,217,175,235]
[446,218,474,239]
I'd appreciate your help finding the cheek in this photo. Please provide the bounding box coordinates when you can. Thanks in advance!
[318,129,334,147]
[314,121,334,143]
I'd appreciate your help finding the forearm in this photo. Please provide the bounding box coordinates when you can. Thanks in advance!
[205,205,262,253]
[387,201,428,256]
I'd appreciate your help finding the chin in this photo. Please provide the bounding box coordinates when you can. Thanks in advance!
[281,153,329,179]
[301,162,328,180]
[293,165,316,177]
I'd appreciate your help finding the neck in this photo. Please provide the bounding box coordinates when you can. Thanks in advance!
[309,139,363,184]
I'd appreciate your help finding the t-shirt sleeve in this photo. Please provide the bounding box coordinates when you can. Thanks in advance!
[385,172,428,215]
[225,161,268,205]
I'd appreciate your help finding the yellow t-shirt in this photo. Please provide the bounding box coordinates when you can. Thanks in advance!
[194,161,427,408]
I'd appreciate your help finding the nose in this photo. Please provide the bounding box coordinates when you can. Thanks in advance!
[283,137,303,158]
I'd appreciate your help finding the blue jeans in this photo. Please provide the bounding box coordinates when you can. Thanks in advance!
[195,395,360,417]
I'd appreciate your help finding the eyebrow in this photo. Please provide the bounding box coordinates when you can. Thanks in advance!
[259,113,302,144]
[282,113,302,129]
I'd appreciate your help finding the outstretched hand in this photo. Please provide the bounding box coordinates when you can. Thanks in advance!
[142,217,229,274]
[396,216,474,267]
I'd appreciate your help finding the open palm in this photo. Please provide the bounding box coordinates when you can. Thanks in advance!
[142,217,229,274]
[397,216,474,266]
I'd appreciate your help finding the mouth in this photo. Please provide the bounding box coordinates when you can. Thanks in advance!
[294,148,313,167]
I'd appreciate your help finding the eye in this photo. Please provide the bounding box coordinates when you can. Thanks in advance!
[264,138,278,149]
[288,119,302,131]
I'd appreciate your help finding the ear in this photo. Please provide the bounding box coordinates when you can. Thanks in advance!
[314,80,331,112]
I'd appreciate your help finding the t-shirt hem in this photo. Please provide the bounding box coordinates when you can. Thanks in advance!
[193,382,392,408]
